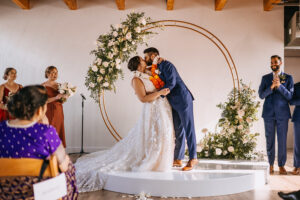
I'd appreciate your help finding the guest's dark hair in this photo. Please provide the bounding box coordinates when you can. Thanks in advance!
[7,85,48,120]
[143,47,160,56]
[45,66,57,78]
[271,55,282,61]
[3,68,16,80]
[128,56,141,71]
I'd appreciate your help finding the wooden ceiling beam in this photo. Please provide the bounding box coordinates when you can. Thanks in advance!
[263,0,281,11]
[167,0,174,10]
[215,0,227,11]
[63,0,77,10]
[115,0,125,10]
[12,0,30,9]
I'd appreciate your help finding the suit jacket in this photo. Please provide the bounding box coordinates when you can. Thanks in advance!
[158,60,194,110]
[258,72,294,119]
[290,83,300,122]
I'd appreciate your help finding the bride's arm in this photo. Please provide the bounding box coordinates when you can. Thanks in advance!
[132,77,170,103]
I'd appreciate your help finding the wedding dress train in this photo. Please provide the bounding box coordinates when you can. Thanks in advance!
[75,71,174,192]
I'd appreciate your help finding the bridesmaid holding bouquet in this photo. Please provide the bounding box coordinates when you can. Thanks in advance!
[0,68,22,121]
[42,66,69,147]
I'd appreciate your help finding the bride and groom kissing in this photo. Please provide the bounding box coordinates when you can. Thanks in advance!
[75,47,198,192]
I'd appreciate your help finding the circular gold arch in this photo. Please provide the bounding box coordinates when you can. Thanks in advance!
[99,20,240,142]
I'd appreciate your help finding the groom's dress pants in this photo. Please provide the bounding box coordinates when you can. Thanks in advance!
[172,99,197,160]
[264,118,289,167]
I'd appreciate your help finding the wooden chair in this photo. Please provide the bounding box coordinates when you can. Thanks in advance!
[0,155,59,177]
[0,155,62,200]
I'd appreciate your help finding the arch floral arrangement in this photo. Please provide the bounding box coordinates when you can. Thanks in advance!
[197,81,261,160]
[85,12,155,102]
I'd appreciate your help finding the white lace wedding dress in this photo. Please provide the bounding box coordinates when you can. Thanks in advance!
[75,71,175,193]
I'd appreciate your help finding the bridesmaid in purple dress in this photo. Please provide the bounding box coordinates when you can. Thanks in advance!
[0,85,78,200]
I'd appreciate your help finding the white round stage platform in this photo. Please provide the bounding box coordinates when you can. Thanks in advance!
[104,160,269,197]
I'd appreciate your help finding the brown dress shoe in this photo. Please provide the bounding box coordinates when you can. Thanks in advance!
[182,159,198,171]
[173,160,182,167]
[291,168,300,175]
[270,165,274,175]
[279,166,287,175]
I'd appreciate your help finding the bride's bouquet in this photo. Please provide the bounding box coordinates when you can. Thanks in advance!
[58,82,77,102]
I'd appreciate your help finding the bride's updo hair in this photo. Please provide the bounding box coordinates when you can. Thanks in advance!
[7,85,48,120]
[128,56,141,72]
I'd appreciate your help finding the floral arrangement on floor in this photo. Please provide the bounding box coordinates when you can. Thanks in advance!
[197,81,260,160]
[85,12,155,102]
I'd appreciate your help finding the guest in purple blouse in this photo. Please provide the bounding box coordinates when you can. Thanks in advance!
[0,85,78,200]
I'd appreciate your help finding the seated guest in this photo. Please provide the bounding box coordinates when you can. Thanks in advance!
[0,67,22,121]
[289,82,300,175]
[0,85,78,200]
[42,66,68,147]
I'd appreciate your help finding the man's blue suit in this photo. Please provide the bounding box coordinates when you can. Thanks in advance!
[258,72,294,167]
[289,83,300,168]
[158,60,197,160]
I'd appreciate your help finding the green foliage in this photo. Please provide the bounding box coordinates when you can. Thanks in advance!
[85,12,155,102]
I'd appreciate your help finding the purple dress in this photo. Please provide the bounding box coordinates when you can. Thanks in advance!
[0,121,78,200]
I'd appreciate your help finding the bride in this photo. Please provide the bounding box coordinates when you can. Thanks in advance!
[75,56,175,192]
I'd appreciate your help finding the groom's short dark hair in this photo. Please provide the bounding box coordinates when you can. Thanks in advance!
[144,47,160,55]
[271,55,282,61]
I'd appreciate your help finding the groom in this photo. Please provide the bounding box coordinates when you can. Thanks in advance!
[144,47,197,171]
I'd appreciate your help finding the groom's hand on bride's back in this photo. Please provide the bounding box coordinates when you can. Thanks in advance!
[159,88,170,96]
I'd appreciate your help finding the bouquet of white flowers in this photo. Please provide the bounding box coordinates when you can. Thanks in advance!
[58,82,77,102]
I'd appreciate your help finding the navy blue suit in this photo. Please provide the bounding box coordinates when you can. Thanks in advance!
[290,83,300,168]
[158,60,197,160]
[258,72,294,167]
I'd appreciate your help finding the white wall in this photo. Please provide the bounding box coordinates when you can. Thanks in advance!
[0,0,283,153]
[285,57,300,149]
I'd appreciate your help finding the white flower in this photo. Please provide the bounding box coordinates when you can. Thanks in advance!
[237,110,245,118]
[96,58,102,65]
[58,89,65,94]
[108,53,113,59]
[215,148,222,156]
[126,32,132,40]
[116,64,121,70]
[223,150,228,155]
[140,18,147,25]
[228,146,234,152]
[228,127,236,134]
[201,128,208,133]
[103,82,109,87]
[246,117,252,123]
[100,68,105,74]
[243,138,249,144]
[205,151,209,157]
[97,76,103,82]
[135,27,141,33]
[132,41,136,45]
[91,65,98,72]
[96,41,102,47]
[116,58,121,64]
[108,41,114,47]
[89,82,95,88]
[238,125,243,130]
[123,48,127,52]
[103,62,109,68]
[113,31,118,37]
